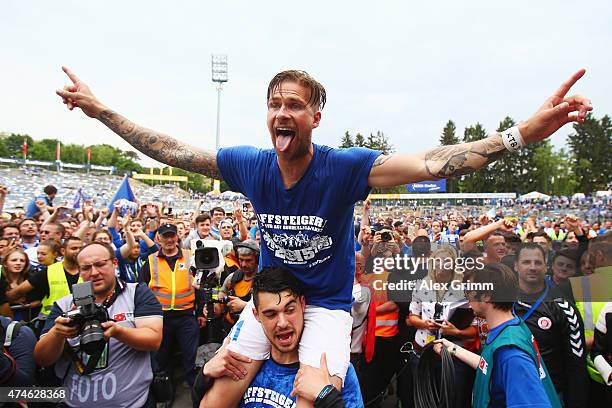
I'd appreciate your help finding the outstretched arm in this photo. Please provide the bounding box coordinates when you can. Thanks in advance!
[56,66,222,179]
[368,69,592,188]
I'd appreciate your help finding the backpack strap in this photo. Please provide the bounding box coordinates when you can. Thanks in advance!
[4,321,23,348]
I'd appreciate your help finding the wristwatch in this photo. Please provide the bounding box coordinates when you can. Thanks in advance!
[315,384,335,403]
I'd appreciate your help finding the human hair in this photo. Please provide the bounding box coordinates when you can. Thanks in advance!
[411,236,431,258]
[78,241,116,261]
[0,223,19,236]
[44,185,58,195]
[210,207,225,216]
[236,246,258,258]
[62,236,83,248]
[515,243,547,263]
[471,263,518,311]
[552,248,578,263]
[267,70,327,110]
[252,267,303,309]
[93,229,113,242]
[2,247,30,273]
[532,231,552,242]
[18,217,37,227]
[44,222,65,235]
[39,239,61,256]
[195,214,211,224]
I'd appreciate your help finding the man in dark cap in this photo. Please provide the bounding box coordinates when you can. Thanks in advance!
[139,223,200,392]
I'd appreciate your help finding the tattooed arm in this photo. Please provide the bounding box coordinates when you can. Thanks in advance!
[368,134,508,188]
[368,69,592,188]
[56,66,221,179]
[97,110,221,178]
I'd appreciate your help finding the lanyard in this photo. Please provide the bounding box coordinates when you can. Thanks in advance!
[514,280,550,321]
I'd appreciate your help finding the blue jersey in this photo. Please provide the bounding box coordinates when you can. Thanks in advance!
[218,144,380,311]
[241,359,363,408]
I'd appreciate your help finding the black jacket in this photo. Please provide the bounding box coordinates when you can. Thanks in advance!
[514,285,589,408]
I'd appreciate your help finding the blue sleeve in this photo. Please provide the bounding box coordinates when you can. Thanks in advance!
[108,226,124,248]
[40,302,65,336]
[217,146,265,196]
[341,364,364,408]
[141,244,159,259]
[4,323,37,386]
[492,347,553,408]
[133,283,162,318]
[329,147,381,203]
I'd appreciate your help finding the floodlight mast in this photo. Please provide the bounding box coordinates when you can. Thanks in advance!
[211,54,228,151]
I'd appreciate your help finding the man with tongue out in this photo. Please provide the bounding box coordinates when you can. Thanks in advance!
[58,66,592,406]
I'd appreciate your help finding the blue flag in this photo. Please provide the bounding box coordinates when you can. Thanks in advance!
[72,187,83,209]
[108,175,137,215]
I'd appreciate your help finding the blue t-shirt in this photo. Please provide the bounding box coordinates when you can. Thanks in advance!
[218,144,380,311]
[487,317,553,408]
[241,359,363,408]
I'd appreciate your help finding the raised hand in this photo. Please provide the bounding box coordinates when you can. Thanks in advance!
[56,66,106,118]
[520,69,592,144]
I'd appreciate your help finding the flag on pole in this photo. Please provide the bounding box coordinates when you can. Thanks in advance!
[108,176,137,215]
[87,147,91,164]
[56,141,61,161]
[22,138,28,160]
[169,167,173,176]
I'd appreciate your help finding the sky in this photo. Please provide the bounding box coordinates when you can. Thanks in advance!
[1,0,610,167]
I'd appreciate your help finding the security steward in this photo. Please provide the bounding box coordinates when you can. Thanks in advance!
[139,223,199,387]
[7,237,84,334]
[215,240,259,335]
[513,243,588,407]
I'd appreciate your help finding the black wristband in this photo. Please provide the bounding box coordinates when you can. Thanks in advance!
[314,386,344,408]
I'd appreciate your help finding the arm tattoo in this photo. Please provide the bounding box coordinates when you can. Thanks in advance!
[424,133,509,178]
[98,110,222,180]
[372,154,390,167]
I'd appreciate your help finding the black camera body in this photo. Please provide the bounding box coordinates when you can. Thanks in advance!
[380,230,393,242]
[63,282,110,355]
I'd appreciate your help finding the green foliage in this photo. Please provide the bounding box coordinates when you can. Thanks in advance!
[439,120,459,192]
[459,123,489,193]
[339,131,353,148]
[567,114,612,194]
[339,130,393,154]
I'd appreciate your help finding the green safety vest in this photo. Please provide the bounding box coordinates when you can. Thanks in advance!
[472,319,561,408]
[571,266,612,384]
[40,261,83,315]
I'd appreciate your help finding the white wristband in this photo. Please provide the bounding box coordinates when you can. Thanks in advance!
[501,126,525,152]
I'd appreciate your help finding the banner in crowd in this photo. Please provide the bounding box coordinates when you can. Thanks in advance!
[406,179,447,193]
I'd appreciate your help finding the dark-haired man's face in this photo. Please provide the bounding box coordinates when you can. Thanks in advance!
[211,210,225,226]
[515,248,546,287]
[197,220,211,237]
[267,81,320,162]
[253,290,305,354]
[2,227,19,240]
[552,255,576,284]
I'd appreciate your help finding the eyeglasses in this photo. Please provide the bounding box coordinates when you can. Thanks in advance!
[79,258,112,273]
[221,225,233,229]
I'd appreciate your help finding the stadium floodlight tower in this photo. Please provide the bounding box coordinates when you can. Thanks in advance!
[211,54,228,151]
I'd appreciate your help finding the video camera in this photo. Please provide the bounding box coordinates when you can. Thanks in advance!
[190,239,232,342]
[62,281,110,355]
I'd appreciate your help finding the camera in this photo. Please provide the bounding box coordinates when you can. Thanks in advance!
[433,302,444,324]
[62,281,110,355]
[380,230,392,242]
[190,240,231,343]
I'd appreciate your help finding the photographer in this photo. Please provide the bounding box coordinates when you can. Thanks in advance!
[0,315,37,386]
[34,242,162,407]
[216,240,260,335]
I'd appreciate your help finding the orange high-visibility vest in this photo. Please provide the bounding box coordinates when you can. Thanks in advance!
[374,302,399,337]
[148,249,195,311]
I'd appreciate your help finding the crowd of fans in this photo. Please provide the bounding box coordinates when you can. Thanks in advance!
[0,177,610,407]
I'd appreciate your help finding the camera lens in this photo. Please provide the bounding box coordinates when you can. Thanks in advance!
[80,320,106,355]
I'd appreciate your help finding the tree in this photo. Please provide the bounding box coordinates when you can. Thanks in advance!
[439,120,459,146]
[439,120,459,192]
[339,131,354,148]
[460,123,489,192]
[567,114,612,194]
[354,133,365,147]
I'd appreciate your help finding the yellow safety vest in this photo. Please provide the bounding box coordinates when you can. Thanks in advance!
[40,261,83,315]
[571,266,612,384]
[148,249,195,311]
